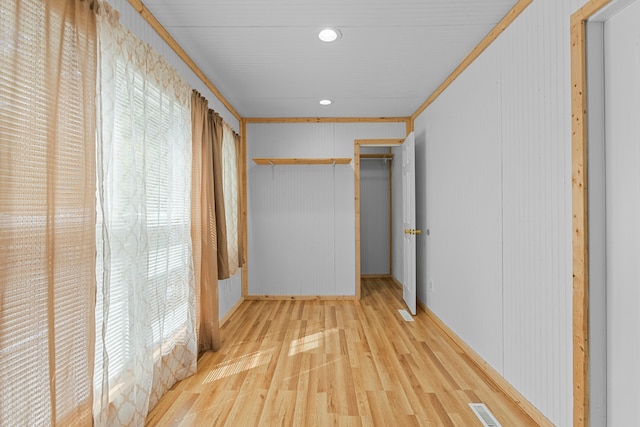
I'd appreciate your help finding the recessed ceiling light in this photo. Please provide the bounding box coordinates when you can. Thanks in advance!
[319,99,332,106]
[318,27,341,43]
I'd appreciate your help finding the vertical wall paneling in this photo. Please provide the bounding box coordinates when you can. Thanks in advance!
[500,2,572,422]
[247,122,405,297]
[360,147,392,275]
[422,46,503,374]
[218,275,242,320]
[604,2,640,424]
[241,120,249,298]
[251,165,336,295]
[106,0,242,320]
[412,0,591,424]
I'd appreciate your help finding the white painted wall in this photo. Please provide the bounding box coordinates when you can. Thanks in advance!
[604,2,640,424]
[246,122,405,296]
[412,0,588,425]
[421,43,504,374]
[360,147,392,275]
[111,0,242,320]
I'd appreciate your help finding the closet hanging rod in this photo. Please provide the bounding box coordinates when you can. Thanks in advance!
[359,154,394,160]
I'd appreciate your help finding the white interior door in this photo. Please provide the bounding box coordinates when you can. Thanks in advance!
[402,132,417,315]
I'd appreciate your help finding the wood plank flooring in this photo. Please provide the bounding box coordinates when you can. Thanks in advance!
[146,278,538,426]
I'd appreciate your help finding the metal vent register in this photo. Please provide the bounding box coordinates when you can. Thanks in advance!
[398,309,414,322]
[469,403,502,427]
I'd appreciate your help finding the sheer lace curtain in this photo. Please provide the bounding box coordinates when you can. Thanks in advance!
[1,0,240,424]
[0,0,97,425]
[210,114,243,280]
[221,123,240,276]
[93,4,196,425]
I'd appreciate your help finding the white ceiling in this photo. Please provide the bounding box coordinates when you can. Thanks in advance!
[142,0,519,118]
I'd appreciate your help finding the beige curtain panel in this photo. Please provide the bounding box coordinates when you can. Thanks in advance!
[0,0,98,425]
[1,0,244,423]
[192,91,221,353]
[210,111,231,280]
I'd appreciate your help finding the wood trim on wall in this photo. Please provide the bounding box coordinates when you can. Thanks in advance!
[410,0,532,121]
[244,117,411,124]
[354,143,362,300]
[388,147,393,275]
[241,119,249,297]
[570,1,611,425]
[572,0,613,22]
[354,139,405,300]
[127,0,241,121]
[406,119,413,136]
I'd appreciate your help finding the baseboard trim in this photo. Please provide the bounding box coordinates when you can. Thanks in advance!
[417,300,554,427]
[244,295,357,301]
[220,297,245,327]
[389,275,403,289]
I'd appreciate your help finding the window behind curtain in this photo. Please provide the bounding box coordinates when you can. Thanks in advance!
[93,5,196,424]
[221,124,240,276]
[0,0,97,425]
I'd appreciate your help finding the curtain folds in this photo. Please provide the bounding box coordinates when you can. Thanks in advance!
[93,4,196,425]
[0,0,97,425]
[192,98,245,352]
[192,92,220,352]
[209,111,231,280]
[221,123,240,277]
[1,0,245,423]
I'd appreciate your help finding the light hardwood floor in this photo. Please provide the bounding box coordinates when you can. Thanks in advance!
[147,278,537,426]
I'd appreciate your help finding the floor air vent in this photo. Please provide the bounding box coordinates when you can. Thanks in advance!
[469,403,502,427]
[398,309,414,322]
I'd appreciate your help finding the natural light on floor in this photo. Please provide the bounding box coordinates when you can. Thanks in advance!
[200,327,341,385]
[288,328,338,356]
[202,349,275,384]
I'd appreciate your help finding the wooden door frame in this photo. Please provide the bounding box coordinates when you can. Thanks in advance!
[354,138,405,299]
[571,1,620,425]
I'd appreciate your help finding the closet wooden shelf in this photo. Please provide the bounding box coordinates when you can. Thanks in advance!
[253,157,352,165]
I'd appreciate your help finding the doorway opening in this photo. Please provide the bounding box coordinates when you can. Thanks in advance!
[354,134,417,315]
[354,138,403,299]
[572,0,639,424]
[359,146,393,277]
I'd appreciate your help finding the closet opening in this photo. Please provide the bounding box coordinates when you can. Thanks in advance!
[353,137,406,301]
